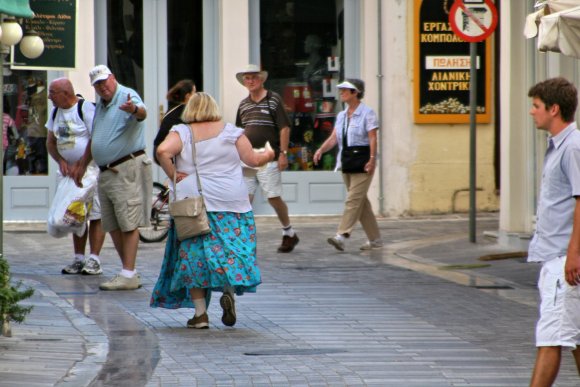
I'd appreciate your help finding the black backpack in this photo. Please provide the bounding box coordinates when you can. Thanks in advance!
[51,94,94,122]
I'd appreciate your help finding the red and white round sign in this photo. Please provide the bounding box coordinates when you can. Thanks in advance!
[449,0,498,43]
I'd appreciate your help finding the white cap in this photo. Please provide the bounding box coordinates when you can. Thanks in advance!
[236,64,268,85]
[337,81,359,92]
[89,65,112,85]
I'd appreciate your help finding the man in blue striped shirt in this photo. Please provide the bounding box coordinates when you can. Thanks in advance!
[89,65,153,291]
[528,77,580,386]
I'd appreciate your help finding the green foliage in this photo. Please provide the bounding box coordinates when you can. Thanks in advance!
[0,255,34,326]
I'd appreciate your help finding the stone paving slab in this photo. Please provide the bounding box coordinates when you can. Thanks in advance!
[1,214,580,386]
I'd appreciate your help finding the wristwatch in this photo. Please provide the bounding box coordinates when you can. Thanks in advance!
[281,150,288,156]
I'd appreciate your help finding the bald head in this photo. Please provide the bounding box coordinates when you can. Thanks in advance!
[49,78,78,109]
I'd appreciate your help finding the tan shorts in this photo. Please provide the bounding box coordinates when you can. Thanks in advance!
[97,153,152,233]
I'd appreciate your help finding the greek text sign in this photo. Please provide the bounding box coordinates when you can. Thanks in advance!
[413,0,492,124]
[12,0,77,70]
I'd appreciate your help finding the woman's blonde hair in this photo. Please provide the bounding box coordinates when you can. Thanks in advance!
[181,92,222,123]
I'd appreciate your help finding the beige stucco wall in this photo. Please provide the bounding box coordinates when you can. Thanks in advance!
[220,0,251,124]
[359,0,499,216]
[410,124,499,213]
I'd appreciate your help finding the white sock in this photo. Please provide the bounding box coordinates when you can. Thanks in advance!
[120,269,136,278]
[282,225,295,237]
[335,234,345,242]
[193,298,207,317]
[74,254,85,262]
[88,254,101,264]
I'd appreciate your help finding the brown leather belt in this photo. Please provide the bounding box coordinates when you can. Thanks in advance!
[99,150,145,172]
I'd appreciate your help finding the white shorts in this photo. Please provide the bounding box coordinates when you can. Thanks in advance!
[88,190,101,221]
[243,161,283,198]
[536,256,580,348]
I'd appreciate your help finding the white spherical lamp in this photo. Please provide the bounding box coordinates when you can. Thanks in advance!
[20,31,44,59]
[0,18,22,46]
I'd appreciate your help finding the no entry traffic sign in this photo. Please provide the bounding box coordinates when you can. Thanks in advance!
[449,0,498,43]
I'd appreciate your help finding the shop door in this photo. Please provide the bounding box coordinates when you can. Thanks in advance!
[249,0,347,215]
[2,70,53,221]
[99,0,202,186]
[141,0,203,185]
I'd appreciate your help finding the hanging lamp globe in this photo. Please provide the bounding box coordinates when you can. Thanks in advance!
[0,18,22,46]
[20,30,43,59]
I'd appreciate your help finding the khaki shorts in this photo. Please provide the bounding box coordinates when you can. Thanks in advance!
[244,161,283,198]
[536,256,580,348]
[97,153,152,233]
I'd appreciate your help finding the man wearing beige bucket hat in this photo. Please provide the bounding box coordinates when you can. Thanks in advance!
[235,64,299,253]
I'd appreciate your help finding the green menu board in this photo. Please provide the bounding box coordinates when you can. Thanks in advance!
[12,0,76,70]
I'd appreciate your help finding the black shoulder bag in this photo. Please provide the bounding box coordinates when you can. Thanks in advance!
[340,116,370,173]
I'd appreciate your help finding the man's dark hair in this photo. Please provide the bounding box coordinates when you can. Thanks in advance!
[528,77,578,122]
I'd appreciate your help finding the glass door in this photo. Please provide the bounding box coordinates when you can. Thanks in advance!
[2,64,52,220]
[143,0,203,184]
[249,0,349,215]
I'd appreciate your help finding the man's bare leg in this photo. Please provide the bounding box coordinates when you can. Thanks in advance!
[88,219,105,256]
[530,346,561,387]
[109,228,139,271]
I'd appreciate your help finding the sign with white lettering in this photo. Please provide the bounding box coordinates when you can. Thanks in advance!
[413,0,491,124]
[12,0,77,70]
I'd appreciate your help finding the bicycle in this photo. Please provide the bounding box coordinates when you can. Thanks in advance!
[139,181,171,243]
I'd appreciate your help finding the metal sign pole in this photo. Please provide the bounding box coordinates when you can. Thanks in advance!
[469,41,477,243]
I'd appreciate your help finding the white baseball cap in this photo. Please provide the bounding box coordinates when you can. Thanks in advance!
[89,65,112,85]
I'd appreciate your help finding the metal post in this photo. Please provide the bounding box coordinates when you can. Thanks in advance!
[469,42,477,243]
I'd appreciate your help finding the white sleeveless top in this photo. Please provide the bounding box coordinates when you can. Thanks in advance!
[170,122,252,213]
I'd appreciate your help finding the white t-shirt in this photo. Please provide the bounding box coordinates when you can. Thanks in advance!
[45,101,95,163]
[170,122,252,213]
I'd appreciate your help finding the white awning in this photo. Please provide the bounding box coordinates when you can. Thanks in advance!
[525,0,580,58]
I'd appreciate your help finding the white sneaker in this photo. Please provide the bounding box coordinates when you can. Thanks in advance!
[327,236,345,251]
[99,274,141,290]
[360,240,384,250]
[81,257,103,275]
[62,259,84,274]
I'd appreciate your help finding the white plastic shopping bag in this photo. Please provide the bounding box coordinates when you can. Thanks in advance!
[47,166,98,238]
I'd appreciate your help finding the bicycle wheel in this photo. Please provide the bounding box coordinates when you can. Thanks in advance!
[139,182,171,243]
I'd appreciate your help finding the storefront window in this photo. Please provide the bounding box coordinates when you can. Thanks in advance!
[260,0,344,171]
[167,0,203,96]
[3,69,48,176]
[107,0,144,96]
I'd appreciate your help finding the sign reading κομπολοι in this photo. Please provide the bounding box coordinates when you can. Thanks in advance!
[413,0,492,124]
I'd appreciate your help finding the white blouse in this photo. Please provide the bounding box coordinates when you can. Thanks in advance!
[170,122,252,213]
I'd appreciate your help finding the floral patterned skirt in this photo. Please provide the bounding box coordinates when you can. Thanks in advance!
[150,211,261,310]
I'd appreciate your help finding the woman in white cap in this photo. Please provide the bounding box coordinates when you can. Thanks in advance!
[313,78,383,251]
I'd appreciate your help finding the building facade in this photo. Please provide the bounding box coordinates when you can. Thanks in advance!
[9,0,546,234]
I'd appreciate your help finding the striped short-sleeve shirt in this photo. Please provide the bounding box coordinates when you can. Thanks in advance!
[235,90,290,158]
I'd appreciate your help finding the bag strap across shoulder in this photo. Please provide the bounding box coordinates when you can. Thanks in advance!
[172,124,204,201]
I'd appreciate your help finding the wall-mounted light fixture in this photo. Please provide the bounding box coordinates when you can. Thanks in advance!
[0,17,43,59]
[19,29,43,59]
